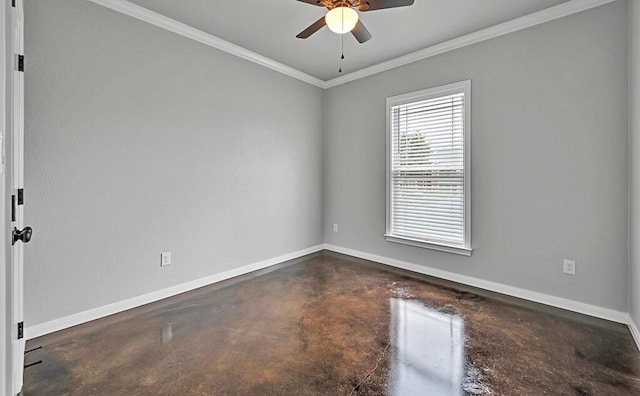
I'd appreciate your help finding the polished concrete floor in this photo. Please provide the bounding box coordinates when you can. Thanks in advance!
[24,252,640,395]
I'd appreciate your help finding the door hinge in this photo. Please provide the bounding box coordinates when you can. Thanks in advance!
[17,55,24,72]
[18,322,23,339]
[17,188,24,205]
[11,195,16,221]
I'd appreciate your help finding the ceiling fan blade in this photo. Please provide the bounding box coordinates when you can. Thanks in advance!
[296,16,327,39]
[351,20,372,43]
[296,0,330,8]
[357,0,414,12]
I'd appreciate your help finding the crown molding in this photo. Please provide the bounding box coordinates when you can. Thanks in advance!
[87,0,326,88]
[323,0,618,88]
[88,0,616,90]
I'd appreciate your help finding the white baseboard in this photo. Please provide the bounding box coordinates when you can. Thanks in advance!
[629,316,640,351]
[323,244,629,324]
[25,244,324,340]
[26,243,635,341]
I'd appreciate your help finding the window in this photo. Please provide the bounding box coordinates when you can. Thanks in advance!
[386,81,471,256]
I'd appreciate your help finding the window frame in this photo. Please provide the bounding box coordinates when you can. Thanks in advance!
[385,80,472,256]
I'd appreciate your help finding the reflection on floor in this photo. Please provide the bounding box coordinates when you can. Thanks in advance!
[23,251,640,395]
[390,299,465,396]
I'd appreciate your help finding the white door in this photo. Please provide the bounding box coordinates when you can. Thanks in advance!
[10,0,28,394]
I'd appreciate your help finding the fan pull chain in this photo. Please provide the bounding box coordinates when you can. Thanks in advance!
[339,34,344,73]
[339,8,344,73]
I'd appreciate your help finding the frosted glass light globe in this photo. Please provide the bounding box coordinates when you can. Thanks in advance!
[325,7,359,34]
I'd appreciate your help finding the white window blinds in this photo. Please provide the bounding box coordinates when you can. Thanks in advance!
[386,81,471,255]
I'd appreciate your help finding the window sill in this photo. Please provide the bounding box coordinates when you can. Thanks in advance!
[384,234,472,257]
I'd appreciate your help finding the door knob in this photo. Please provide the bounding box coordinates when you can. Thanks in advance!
[12,226,32,245]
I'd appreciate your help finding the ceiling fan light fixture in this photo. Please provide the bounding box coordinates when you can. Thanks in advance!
[325,7,358,34]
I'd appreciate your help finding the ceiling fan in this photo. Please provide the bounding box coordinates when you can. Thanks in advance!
[296,0,415,44]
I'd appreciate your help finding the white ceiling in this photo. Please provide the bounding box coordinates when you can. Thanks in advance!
[126,0,570,81]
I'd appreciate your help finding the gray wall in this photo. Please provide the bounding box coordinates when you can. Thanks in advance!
[324,1,629,311]
[1,0,9,392]
[630,0,640,326]
[24,0,324,326]
[22,0,633,327]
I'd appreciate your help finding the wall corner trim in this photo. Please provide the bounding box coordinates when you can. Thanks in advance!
[24,244,324,340]
[323,0,617,88]
[629,316,640,351]
[323,244,629,324]
[87,0,326,88]
[86,0,615,90]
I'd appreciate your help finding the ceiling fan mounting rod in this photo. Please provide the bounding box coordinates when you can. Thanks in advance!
[329,0,360,10]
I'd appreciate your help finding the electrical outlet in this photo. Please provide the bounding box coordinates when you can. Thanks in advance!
[333,224,338,233]
[563,259,576,275]
[161,252,172,267]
